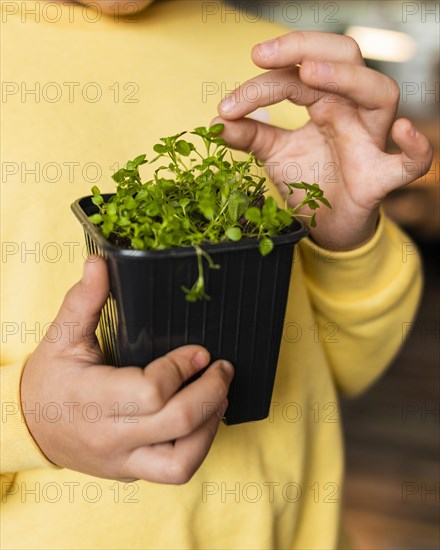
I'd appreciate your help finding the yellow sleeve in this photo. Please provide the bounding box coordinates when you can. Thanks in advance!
[1,362,57,473]
[299,212,422,397]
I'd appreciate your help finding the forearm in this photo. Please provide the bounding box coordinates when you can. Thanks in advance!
[299,213,422,396]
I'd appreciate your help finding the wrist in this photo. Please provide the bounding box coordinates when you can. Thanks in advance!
[309,207,380,252]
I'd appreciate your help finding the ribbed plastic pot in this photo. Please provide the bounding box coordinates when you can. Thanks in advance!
[72,194,309,425]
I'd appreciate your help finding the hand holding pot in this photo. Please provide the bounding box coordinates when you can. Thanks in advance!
[215,31,433,251]
[20,257,233,483]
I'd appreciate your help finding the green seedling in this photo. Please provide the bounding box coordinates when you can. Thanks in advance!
[89,124,330,301]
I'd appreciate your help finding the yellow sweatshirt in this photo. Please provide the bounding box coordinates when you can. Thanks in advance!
[0,1,422,549]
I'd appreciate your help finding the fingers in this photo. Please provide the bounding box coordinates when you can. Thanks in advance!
[218,30,399,138]
[141,346,213,412]
[218,68,317,119]
[98,357,233,451]
[251,31,365,69]
[385,118,433,190]
[123,359,234,446]
[211,116,289,162]
[218,62,399,125]
[47,256,109,349]
[300,61,400,113]
[116,359,233,483]
[93,345,213,413]
[124,399,227,484]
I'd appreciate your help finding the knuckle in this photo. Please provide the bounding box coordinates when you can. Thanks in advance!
[139,381,165,413]
[164,352,187,384]
[423,143,433,162]
[205,416,220,441]
[342,35,362,60]
[170,406,195,435]
[60,285,79,317]
[292,31,307,51]
[165,459,194,485]
[81,429,109,456]
[386,78,400,105]
[197,370,230,414]
[255,123,278,161]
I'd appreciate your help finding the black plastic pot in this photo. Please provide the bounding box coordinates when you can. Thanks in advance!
[72,194,308,425]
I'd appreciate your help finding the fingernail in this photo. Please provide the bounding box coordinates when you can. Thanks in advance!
[409,125,419,138]
[220,360,234,378]
[219,95,236,114]
[193,350,210,368]
[82,259,93,285]
[258,38,278,58]
[316,61,332,77]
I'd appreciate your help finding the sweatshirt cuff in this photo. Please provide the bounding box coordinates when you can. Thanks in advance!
[299,213,420,301]
[1,362,58,473]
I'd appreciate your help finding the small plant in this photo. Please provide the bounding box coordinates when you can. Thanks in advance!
[89,124,330,301]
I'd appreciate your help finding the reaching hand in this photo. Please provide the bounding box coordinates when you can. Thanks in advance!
[214,31,433,250]
[21,257,233,483]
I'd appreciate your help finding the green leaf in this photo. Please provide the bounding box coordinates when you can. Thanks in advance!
[167,131,186,142]
[245,207,261,225]
[156,178,175,193]
[135,189,149,201]
[101,220,113,237]
[291,182,315,191]
[91,195,103,206]
[146,201,161,217]
[225,227,242,241]
[112,169,126,183]
[262,196,277,218]
[91,185,101,196]
[211,136,226,145]
[106,202,117,216]
[208,123,224,135]
[310,213,317,227]
[175,140,193,156]
[277,209,293,226]
[124,196,136,210]
[88,213,102,225]
[198,197,217,220]
[118,216,131,226]
[153,143,168,154]
[201,156,218,168]
[259,237,274,256]
[162,203,175,217]
[182,288,197,302]
[131,237,144,249]
[320,197,332,208]
[179,198,190,209]
[132,154,147,167]
[228,191,249,221]
[191,126,207,138]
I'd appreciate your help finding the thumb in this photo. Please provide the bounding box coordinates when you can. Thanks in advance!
[46,256,110,348]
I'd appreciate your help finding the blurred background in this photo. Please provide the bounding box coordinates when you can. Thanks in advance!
[225,1,439,548]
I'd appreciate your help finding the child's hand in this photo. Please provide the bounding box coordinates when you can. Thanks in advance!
[21,257,233,484]
[215,31,433,250]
